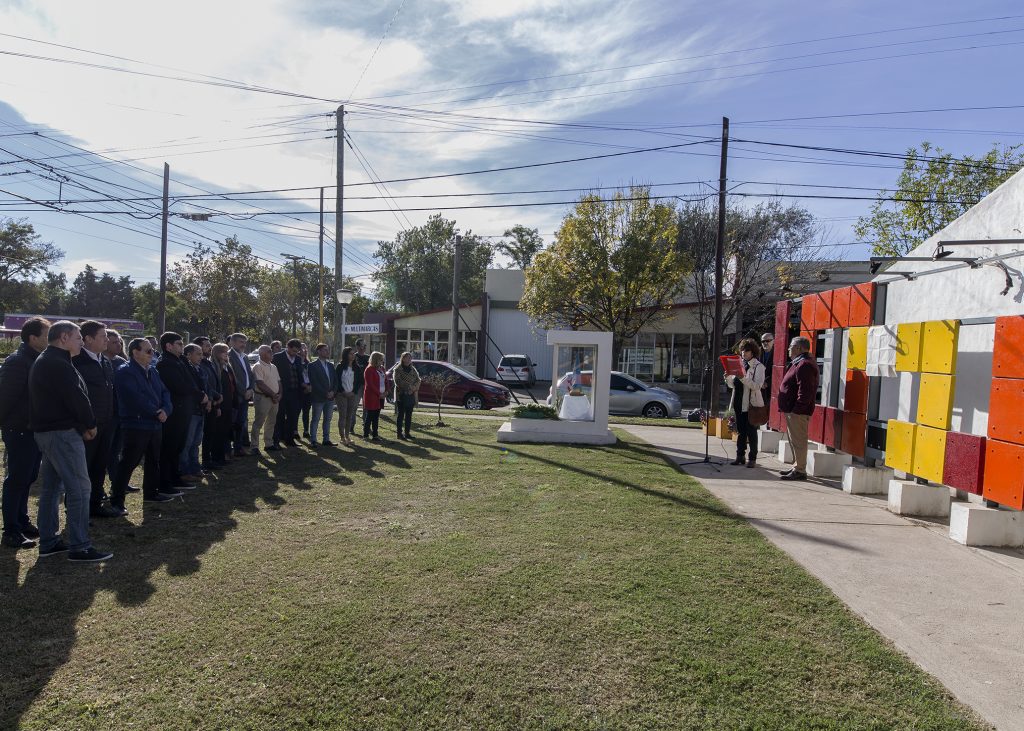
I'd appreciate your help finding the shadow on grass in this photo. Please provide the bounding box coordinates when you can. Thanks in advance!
[0,409,454,728]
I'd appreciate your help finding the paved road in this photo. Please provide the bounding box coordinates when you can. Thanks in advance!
[620,424,1024,731]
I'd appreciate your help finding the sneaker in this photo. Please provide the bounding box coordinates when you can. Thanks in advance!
[405,434,415,441]
[39,540,69,557]
[68,547,113,563]
[322,440,336,447]
[145,493,176,503]
[157,488,185,498]
[172,483,197,491]
[2,533,36,549]
[780,470,807,481]
[21,523,40,539]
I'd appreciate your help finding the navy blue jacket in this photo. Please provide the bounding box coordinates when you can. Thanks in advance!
[114,360,173,431]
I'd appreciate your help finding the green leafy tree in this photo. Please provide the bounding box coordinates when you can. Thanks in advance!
[372,214,492,312]
[0,218,63,313]
[170,236,262,336]
[855,142,1024,256]
[520,187,687,359]
[495,224,544,269]
[133,282,190,334]
[67,265,135,317]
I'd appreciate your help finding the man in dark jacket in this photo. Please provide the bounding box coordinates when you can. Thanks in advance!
[29,321,113,562]
[759,333,775,403]
[194,337,223,469]
[155,332,206,493]
[228,333,254,456]
[777,336,819,481]
[272,339,304,447]
[0,317,50,549]
[104,329,131,490]
[72,320,121,518]
[350,339,370,433]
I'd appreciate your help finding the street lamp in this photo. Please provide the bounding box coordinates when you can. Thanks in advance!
[336,288,353,352]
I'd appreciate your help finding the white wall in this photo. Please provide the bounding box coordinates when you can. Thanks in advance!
[486,309,553,380]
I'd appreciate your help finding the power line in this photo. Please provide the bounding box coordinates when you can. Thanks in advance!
[346,0,408,101]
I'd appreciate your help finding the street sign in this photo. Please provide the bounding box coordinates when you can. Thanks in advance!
[344,323,380,334]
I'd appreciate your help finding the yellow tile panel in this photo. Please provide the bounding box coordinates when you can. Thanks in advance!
[885,420,917,473]
[895,322,923,372]
[916,374,956,430]
[920,319,960,374]
[847,327,868,371]
[913,425,948,483]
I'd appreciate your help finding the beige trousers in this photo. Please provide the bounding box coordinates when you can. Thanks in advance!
[784,412,810,472]
[335,392,357,440]
[251,394,279,448]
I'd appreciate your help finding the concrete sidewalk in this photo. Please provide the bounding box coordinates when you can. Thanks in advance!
[619,424,1024,731]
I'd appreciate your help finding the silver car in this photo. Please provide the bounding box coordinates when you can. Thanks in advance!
[546,370,682,418]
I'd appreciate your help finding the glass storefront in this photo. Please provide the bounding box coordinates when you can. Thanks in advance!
[395,328,476,368]
[618,332,736,385]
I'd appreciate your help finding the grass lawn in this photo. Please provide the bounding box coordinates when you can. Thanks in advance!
[0,418,985,730]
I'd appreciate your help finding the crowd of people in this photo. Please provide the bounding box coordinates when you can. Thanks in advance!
[0,318,422,562]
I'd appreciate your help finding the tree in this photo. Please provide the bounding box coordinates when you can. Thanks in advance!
[520,187,688,360]
[133,282,190,334]
[372,214,492,313]
[421,370,461,426]
[169,236,262,336]
[0,218,63,313]
[855,142,1024,257]
[495,225,544,269]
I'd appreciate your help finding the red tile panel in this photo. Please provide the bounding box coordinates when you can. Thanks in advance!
[809,404,826,444]
[849,283,875,327]
[993,315,1024,379]
[815,290,835,330]
[823,407,841,448]
[832,287,852,329]
[943,432,986,495]
[774,301,791,368]
[840,411,866,457]
[982,439,1024,511]
[800,296,816,332]
[844,369,869,414]
[987,378,1024,446]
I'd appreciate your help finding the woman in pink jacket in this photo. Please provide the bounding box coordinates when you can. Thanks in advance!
[361,351,386,442]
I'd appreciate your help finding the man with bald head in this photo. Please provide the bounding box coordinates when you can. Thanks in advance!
[250,345,282,452]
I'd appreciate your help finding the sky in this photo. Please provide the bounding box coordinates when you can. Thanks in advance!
[1,0,1022,296]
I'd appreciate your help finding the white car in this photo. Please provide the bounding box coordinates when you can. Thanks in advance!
[546,370,682,418]
[494,354,537,387]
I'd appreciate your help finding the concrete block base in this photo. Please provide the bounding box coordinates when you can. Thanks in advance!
[497,421,616,445]
[759,429,782,454]
[777,440,794,464]
[949,502,1024,547]
[887,480,951,517]
[806,449,853,478]
[842,466,894,495]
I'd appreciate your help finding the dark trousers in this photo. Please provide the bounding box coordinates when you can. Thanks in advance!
[160,413,190,489]
[736,409,758,461]
[395,394,415,436]
[232,400,250,451]
[84,421,114,508]
[274,389,301,444]
[363,408,381,438]
[300,391,312,434]
[1,428,41,536]
[107,418,122,485]
[113,428,162,503]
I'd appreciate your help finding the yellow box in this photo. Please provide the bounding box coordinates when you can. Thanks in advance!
[847,327,868,370]
[912,425,948,483]
[920,319,960,374]
[916,373,956,430]
[885,420,917,473]
[895,322,923,372]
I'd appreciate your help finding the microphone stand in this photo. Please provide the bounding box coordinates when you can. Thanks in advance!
[678,363,724,471]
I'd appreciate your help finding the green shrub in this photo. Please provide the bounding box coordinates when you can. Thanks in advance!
[512,404,558,420]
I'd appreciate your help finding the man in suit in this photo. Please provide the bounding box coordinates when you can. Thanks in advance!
[272,339,304,448]
[308,343,337,447]
[0,317,50,549]
[156,332,206,493]
[72,320,121,518]
[228,332,255,456]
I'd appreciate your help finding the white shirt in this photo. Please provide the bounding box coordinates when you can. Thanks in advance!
[83,347,102,363]
[340,368,354,393]
[232,348,251,389]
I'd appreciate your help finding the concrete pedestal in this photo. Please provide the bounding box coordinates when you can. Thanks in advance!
[806,449,853,478]
[842,466,894,495]
[758,429,782,454]
[949,502,1024,547]
[887,480,951,517]
[777,440,794,464]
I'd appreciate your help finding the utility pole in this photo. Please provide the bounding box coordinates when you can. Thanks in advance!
[281,254,305,338]
[709,117,729,415]
[451,234,462,365]
[333,105,345,355]
[318,186,324,344]
[158,162,169,334]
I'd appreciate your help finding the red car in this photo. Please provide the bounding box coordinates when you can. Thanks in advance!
[385,360,512,410]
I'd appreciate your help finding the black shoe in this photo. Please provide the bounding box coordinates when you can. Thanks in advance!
[145,493,176,503]
[250,447,261,455]
[157,488,184,498]
[266,445,281,452]
[125,485,141,493]
[405,434,415,441]
[746,460,756,468]
[309,441,320,448]
[322,440,336,447]
[302,431,310,439]
[90,504,123,519]
[2,533,35,549]
[172,483,197,491]
[730,457,744,465]
[210,460,228,468]
[39,540,69,557]
[109,504,129,516]
[284,440,298,447]
[780,471,807,481]
[396,433,405,440]
[69,547,113,563]
[21,523,40,539]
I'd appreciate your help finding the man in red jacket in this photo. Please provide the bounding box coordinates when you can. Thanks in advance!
[776,336,818,481]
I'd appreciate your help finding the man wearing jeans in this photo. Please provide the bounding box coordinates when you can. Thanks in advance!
[308,343,337,447]
[0,317,50,549]
[228,333,254,456]
[29,321,113,562]
[777,336,818,481]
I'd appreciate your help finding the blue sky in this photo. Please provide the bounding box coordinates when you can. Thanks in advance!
[0,0,1022,294]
